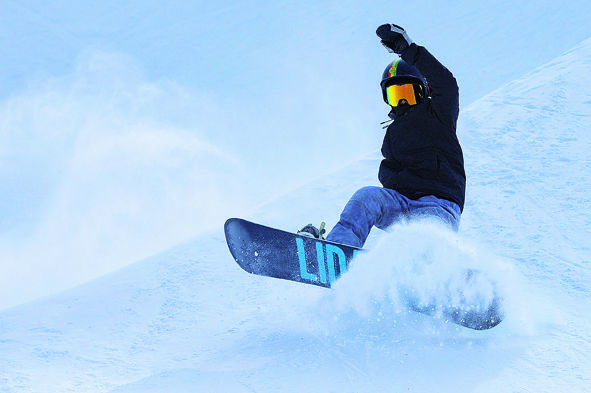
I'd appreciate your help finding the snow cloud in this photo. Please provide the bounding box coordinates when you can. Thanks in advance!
[0,51,249,309]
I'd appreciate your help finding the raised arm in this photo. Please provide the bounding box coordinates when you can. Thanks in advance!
[377,24,459,125]
[401,43,459,124]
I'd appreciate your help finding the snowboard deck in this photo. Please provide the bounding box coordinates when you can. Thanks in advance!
[225,217,361,288]
[224,218,503,330]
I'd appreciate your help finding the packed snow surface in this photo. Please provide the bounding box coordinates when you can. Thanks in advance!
[2,2,591,392]
[3,0,591,309]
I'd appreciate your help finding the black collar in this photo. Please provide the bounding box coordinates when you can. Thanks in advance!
[388,103,413,119]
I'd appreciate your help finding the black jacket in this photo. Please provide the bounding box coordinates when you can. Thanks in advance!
[379,43,466,211]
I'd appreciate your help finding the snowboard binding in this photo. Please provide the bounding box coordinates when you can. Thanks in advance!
[298,222,326,240]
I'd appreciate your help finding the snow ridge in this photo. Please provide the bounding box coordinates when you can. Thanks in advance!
[2,27,591,393]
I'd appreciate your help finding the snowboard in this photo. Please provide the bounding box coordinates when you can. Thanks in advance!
[224,218,503,330]
[225,218,361,288]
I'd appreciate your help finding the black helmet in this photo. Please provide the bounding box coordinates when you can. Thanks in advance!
[380,58,428,106]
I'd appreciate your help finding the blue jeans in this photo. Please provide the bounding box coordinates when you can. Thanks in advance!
[326,186,461,248]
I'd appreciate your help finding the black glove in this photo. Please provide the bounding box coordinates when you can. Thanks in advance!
[376,24,413,54]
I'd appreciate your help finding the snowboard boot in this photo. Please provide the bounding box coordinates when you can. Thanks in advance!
[297,222,326,240]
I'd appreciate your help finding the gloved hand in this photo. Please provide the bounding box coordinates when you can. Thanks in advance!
[376,24,413,54]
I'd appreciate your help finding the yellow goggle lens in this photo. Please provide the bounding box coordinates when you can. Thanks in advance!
[386,84,417,107]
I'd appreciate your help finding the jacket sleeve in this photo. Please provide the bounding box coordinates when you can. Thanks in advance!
[401,43,459,125]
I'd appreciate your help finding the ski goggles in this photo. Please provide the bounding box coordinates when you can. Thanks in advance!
[385,83,419,107]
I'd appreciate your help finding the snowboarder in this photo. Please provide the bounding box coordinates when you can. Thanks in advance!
[300,24,466,248]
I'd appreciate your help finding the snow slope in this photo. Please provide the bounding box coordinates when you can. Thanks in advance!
[1,36,591,392]
[3,0,591,310]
